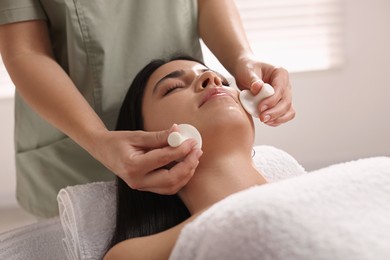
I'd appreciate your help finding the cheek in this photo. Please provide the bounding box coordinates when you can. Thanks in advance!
[143,100,190,131]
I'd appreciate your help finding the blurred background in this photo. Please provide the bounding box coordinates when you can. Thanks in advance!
[1,0,389,232]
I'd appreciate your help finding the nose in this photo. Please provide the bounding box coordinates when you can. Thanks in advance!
[196,71,223,90]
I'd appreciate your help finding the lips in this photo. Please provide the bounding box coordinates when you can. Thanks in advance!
[199,88,237,107]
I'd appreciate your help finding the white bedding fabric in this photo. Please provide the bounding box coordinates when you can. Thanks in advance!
[57,181,116,260]
[0,217,66,260]
[170,157,390,260]
[1,147,389,260]
[57,145,306,260]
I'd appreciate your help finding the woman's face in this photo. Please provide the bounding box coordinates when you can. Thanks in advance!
[142,60,253,137]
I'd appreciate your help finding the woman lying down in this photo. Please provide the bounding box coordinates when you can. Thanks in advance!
[104,56,390,259]
[104,56,268,259]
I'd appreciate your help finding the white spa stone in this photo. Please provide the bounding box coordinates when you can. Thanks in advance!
[168,124,202,149]
[239,83,275,117]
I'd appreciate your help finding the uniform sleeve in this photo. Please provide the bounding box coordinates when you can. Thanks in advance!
[0,0,47,25]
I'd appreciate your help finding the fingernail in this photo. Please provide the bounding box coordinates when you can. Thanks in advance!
[196,149,203,158]
[250,80,263,92]
[263,115,271,123]
[169,124,178,132]
[187,139,197,147]
[253,79,264,86]
[260,105,268,112]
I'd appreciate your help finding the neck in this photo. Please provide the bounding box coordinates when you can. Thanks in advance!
[178,149,267,214]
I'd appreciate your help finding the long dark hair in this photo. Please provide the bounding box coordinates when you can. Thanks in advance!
[109,55,204,248]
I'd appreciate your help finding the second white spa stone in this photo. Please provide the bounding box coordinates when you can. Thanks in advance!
[239,83,275,117]
[168,124,202,149]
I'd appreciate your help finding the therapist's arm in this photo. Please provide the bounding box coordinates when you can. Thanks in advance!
[0,21,201,194]
[0,21,108,150]
[198,0,295,126]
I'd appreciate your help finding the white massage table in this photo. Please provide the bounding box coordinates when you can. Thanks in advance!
[1,146,389,260]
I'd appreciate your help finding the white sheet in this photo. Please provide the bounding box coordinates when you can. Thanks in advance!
[0,217,66,260]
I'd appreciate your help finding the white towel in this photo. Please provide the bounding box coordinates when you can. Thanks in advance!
[252,145,306,182]
[57,145,306,260]
[170,157,390,260]
[57,181,116,260]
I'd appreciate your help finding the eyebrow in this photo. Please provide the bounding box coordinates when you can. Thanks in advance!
[152,68,228,94]
[153,69,186,94]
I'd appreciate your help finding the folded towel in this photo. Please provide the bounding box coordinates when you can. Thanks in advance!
[252,145,306,182]
[57,181,116,260]
[170,157,390,260]
[57,145,306,260]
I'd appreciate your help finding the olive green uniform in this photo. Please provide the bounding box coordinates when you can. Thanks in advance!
[0,0,202,217]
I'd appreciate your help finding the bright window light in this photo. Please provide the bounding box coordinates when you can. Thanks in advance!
[236,0,344,72]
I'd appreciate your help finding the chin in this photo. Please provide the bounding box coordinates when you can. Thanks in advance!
[195,105,254,147]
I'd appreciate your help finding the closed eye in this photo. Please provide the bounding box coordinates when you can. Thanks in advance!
[222,79,231,87]
[163,83,185,96]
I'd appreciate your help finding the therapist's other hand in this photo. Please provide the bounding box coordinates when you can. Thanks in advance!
[92,125,202,194]
[234,55,295,126]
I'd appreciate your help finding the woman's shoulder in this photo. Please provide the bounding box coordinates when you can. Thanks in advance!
[104,214,200,260]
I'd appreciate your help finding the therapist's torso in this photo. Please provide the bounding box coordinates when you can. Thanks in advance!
[0,0,203,217]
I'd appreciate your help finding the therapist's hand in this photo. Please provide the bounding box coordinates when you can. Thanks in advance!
[92,125,202,194]
[233,55,295,126]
